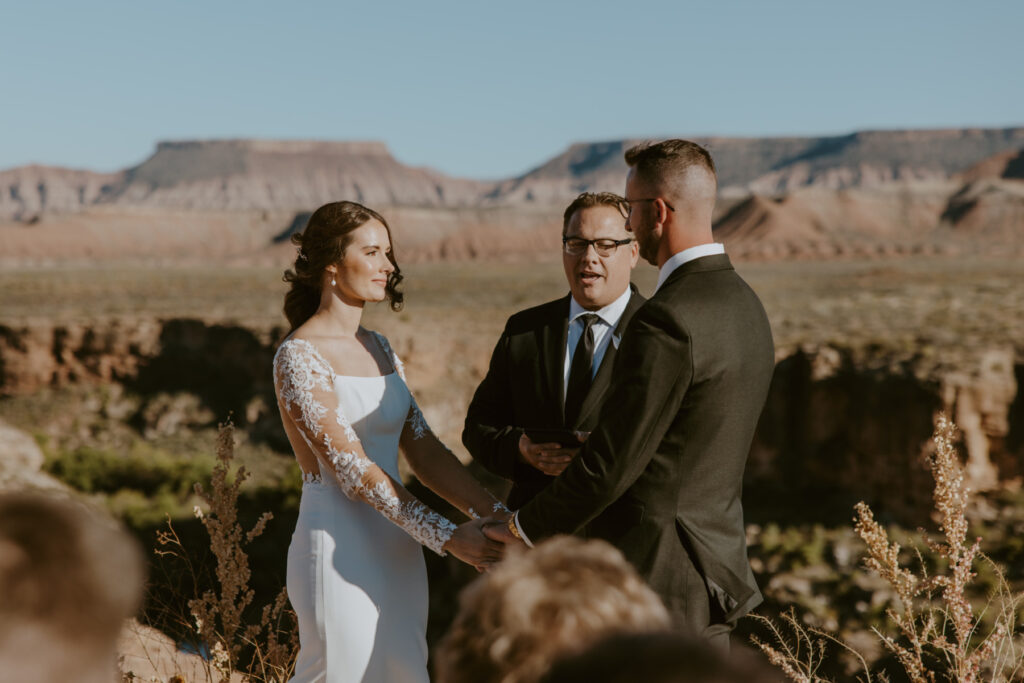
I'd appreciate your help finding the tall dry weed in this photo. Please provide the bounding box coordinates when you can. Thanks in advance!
[152,421,298,682]
[753,414,1024,682]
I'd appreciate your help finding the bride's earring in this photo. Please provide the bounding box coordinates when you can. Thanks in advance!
[331,277,336,286]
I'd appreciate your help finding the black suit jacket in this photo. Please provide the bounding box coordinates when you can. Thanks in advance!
[516,255,775,632]
[462,287,646,509]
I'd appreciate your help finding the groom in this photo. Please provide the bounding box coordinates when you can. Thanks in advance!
[486,140,775,647]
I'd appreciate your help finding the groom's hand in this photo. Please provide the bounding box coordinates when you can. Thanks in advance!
[518,433,580,476]
[482,516,527,548]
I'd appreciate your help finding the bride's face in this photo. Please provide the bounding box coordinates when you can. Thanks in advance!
[327,220,395,304]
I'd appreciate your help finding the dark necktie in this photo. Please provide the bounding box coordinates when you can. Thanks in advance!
[564,313,600,427]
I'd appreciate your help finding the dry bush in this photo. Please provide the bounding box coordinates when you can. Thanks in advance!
[753,415,1024,683]
[145,421,298,682]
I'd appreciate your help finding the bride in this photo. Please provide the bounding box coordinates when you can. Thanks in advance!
[272,201,508,683]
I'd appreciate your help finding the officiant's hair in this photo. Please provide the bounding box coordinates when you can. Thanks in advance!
[0,492,145,643]
[562,192,630,235]
[435,536,670,683]
[283,201,404,332]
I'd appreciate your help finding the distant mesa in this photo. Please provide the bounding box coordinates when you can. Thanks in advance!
[485,127,1024,204]
[2,129,1024,264]
[0,165,122,222]
[4,128,1024,222]
[959,147,1024,182]
[101,139,492,211]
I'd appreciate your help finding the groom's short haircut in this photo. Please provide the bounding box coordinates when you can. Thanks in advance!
[625,139,718,200]
[0,492,145,674]
[562,191,630,235]
[435,536,670,683]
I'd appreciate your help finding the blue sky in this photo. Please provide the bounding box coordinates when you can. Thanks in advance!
[1,0,1021,179]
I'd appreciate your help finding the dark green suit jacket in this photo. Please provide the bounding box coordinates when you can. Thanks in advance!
[462,287,646,509]
[516,254,774,633]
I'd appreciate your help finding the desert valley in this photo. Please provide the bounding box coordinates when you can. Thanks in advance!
[2,127,1023,679]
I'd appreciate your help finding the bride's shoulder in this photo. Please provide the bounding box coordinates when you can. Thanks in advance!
[273,335,333,376]
[362,328,406,377]
[355,326,388,350]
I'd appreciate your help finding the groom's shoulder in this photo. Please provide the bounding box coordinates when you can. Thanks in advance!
[505,295,569,335]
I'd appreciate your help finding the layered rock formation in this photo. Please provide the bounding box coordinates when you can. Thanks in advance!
[102,140,492,210]
[748,344,1021,525]
[2,319,1020,526]
[0,165,121,221]
[1,129,1022,263]
[488,128,1024,202]
[0,140,491,221]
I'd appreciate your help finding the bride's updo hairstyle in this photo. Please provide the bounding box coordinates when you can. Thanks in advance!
[283,201,404,332]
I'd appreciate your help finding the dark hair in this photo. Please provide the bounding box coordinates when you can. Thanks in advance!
[540,631,784,683]
[283,201,404,332]
[624,139,717,187]
[562,191,630,235]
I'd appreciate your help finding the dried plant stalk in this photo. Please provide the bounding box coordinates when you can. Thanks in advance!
[754,414,1024,683]
[152,421,298,682]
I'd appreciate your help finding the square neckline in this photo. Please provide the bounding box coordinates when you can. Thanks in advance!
[284,332,397,380]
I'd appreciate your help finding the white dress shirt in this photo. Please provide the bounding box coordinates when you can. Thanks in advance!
[515,285,632,547]
[562,286,633,400]
[655,243,726,292]
[514,247,727,545]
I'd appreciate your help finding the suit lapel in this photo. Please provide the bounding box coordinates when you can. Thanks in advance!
[573,288,645,427]
[540,295,571,425]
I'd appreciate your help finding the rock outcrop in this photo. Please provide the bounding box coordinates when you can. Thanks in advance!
[102,139,493,211]
[0,165,121,221]
[488,128,1024,202]
[0,419,65,491]
[2,319,1020,526]
[748,344,1021,525]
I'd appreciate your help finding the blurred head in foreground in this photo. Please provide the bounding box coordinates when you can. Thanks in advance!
[539,631,785,683]
[434,536,670,683]
[0,492,145,683]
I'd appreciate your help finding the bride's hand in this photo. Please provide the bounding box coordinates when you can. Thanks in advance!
[444,519,505,571]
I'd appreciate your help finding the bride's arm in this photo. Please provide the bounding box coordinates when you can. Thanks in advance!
[399,402,510,521]
[273,340,501,563]
[377,335,510,521]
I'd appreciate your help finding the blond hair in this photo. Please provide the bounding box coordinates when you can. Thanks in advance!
[435,536,670,683]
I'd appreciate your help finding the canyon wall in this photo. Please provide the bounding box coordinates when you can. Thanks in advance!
[2,319,1019,525]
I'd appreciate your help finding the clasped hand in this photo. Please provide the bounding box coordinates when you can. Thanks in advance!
[518,431,588,476]
[444,515,510,571]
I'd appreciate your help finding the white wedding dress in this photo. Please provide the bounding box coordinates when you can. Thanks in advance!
[273,333,457,683]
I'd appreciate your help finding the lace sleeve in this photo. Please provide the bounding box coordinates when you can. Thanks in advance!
[372,332,429,440]
[273,338,456,555]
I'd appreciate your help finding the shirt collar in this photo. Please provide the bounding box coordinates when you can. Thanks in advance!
[655,243,726,292]
[568,285,632,327]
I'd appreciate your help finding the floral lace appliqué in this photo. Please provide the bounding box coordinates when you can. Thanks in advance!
[301,471,324,487]
[273,337,455,555]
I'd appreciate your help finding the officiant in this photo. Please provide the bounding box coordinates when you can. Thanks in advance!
[463,191,644,509]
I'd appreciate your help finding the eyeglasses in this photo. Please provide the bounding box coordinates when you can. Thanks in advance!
[562,236,634,257]
[625,198,676,214]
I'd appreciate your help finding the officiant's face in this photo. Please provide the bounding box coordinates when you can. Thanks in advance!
[329,219,395,304]
[563,205,639,311]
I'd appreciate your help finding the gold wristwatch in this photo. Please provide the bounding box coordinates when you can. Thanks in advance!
[507,515,523,541]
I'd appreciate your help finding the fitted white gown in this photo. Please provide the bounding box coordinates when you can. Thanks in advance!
[273,333,458,683]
